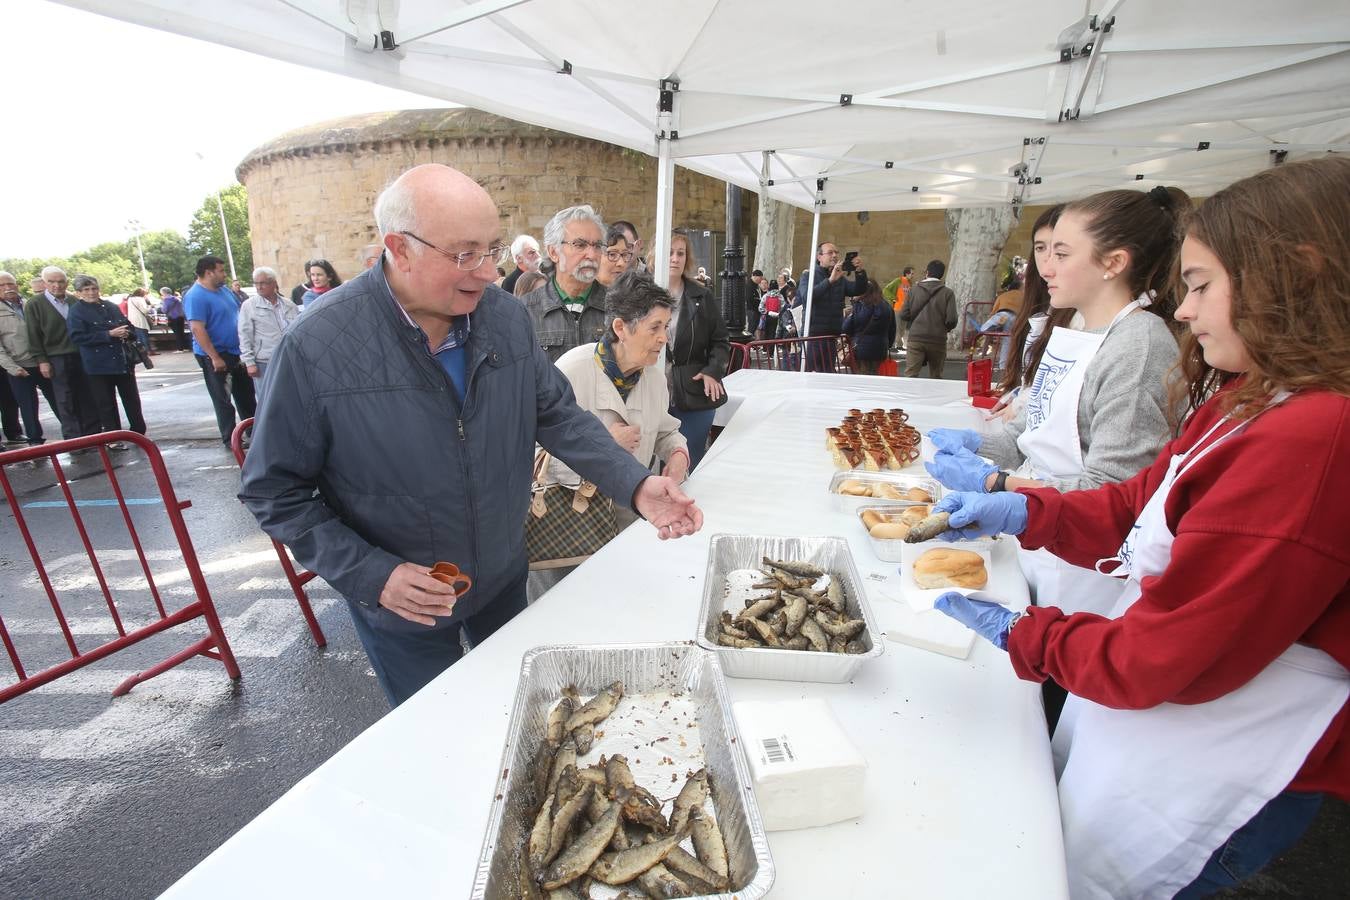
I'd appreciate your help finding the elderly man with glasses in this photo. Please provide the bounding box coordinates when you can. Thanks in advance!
[239,165,704,707]
[521,205,610,363]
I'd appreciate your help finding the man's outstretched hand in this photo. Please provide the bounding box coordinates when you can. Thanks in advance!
[633,476,704,539]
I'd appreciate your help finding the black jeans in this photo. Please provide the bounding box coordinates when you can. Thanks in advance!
[6,371,49,444]
[48,352,100,439]
[0,375,20,441]
[88,372,146,435]
[168,317,190,350]
[195,352,256,444]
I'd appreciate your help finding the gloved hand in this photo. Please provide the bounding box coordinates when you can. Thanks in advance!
[927,428,983,454]
[933,491,1028,539]
[925,447,997,493]
[934,592,1016,650]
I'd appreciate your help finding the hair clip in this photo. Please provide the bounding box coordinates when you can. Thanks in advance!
[1147,185,1173,210]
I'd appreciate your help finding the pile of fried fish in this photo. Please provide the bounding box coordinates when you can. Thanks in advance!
[715,558,867,654]
[520,680,734,898]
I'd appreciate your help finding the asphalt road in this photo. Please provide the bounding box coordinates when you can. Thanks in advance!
[0,348,1345,899]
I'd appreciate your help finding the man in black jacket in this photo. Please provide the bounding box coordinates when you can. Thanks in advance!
[240,165,703,706]
[798,242,868,372]
[899,259,958,378]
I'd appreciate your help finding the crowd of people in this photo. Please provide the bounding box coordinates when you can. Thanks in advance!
[4,153,1346,900]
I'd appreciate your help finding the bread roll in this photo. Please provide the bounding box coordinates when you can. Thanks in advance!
[913,548,987,589]
[869,522,911,540]
[906,487,933,503]
[839,479,869,496]
[900,505,930,525]
[861,510,883,530]
[872,482,903,500]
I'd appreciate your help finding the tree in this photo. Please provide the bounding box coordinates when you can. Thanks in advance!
[944,206,1018,347]
[138,229,196,293]
[187,183,252,280]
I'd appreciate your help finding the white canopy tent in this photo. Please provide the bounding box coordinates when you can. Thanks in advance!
[54,0,1350,307]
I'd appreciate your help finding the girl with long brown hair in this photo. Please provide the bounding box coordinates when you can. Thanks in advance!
[926,186,1186,616]
[930,156,1350,899]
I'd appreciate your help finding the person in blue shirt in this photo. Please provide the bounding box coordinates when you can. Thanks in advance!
[184,255,255,445]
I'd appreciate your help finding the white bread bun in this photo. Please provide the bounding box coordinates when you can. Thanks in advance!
[872,482,903,500]
[906,487,934,502]
[839,479,869,496]
[869,522,912,540]
[913,548,988,589]
[900,505,930,525]
[861,510,883,530]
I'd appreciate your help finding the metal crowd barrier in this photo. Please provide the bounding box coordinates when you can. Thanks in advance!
[741,334,856,374]
[0,431,241,703]
[230,419,326,647]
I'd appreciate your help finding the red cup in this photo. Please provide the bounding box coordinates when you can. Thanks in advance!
[428,562,473,597]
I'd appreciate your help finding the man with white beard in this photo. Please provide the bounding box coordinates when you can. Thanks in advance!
[522,205,609,363]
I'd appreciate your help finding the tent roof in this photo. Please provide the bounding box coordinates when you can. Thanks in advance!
[56,0,1350,211]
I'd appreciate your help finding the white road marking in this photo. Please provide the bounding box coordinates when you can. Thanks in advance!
[236,576,333,592]
[221,597,337,658]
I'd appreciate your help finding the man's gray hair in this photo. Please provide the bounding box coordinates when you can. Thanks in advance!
[252,266,278,282]
[71,274,99,292]
[604,270,674,342]
[543,205,605,250]
[510,234,539,260]
[0,271,14,281]
[374,177,419,237]
[41,265,67,280]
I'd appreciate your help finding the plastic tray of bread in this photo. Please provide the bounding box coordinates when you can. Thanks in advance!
[829,470,942,513]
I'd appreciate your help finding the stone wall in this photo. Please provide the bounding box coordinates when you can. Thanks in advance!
[238,110,750,292]
[238,109,1052,300]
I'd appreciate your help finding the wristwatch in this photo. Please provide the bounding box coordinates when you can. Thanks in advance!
[1002,610,1025,648]
[992,470,1011,493]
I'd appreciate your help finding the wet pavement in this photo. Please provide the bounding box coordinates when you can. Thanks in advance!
[1,349,1345,898]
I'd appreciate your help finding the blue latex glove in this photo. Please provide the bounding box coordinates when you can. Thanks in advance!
[934,592,1016,650]
[924,447,997,493]
[933,491,1029,539]
[927,428,983,454]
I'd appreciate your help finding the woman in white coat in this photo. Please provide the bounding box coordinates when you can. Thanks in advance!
[926,186,1185,617]
[527,271,690,598]
[931,157,1350,899]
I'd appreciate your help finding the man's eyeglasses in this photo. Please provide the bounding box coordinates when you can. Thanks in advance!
[400,231,509,271]
[561,238,606,254]
[604,249,635,263]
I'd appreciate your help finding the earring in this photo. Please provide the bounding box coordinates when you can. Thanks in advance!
[1102,272,1113,280]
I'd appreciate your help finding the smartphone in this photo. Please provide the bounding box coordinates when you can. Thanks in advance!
[842,251,859,273]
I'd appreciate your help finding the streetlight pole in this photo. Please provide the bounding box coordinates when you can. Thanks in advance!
[126,218,149,291]
[195,151,237,281]
[215,188,237,282]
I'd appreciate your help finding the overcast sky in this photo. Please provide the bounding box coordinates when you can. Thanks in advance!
[3,0,452,259]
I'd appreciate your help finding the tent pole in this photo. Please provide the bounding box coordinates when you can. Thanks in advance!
[800,180,823,372]
[652,79,679,291]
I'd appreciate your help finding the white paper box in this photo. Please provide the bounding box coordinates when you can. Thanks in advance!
[731,698,867,832]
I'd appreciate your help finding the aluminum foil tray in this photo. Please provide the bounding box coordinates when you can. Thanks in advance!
[470,642,774,899]
[696,534,884,683]
[828,470,943,513]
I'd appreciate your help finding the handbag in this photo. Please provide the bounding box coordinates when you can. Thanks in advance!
[123,338,154,370]
[524,449,619,570]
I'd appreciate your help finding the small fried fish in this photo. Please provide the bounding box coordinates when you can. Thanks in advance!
[688,807,729,879]
[904,510,952,543]
[763,557,826,580]
[668,769,708,834]
[589,827,689,885]
[564,681,624,732]
[540,800,622,890]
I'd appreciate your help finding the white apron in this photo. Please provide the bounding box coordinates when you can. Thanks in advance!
[1013,299,1148,615]
[1053,407,1350,899]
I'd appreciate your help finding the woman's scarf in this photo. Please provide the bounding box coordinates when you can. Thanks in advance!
[595,336,641,401]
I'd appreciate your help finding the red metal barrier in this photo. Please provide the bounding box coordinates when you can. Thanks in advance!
[230,419,326,647]
[727,343,748,374]
[742,335,855,374]
[0,431,241,703]
[961,300,1012,381]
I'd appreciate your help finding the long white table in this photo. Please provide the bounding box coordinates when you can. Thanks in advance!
[163,370,1068,899]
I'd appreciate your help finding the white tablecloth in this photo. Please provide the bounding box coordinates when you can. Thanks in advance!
[163,371,1068,899]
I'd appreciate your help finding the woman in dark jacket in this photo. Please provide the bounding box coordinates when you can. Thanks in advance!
[67,275,145,447]
[843,278,897,374]
[665,231,729,470]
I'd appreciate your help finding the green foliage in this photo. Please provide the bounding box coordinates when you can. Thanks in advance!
[0,185,248,297]
[187,183,252,279]
[139,229,196,293]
